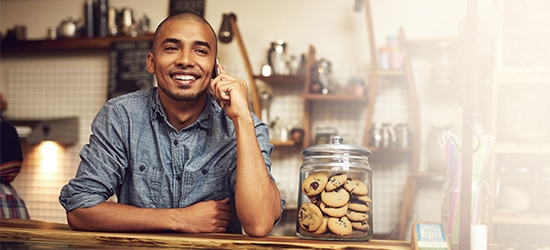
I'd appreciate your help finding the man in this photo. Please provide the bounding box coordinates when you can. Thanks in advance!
[59,12,283,237]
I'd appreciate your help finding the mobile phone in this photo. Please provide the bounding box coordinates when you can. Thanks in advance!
[212,59,219,79]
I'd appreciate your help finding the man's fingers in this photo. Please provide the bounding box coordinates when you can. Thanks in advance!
[217,62,227,75]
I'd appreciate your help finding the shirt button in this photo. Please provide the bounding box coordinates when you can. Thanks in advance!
[139,165,146,171]
[176,174,182,182]
[174,140,178,146]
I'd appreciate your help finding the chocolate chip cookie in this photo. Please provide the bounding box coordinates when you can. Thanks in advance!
[348,201,370,212]
[301,171,329,196]
[327,216,353,236]
[325,173,347,191]
[313,216,329,235]
[320,202,348,217]
[344,177,369,195]
[351,220,370,231]
[320,187,350,207]
[298,202,324,232]
[346,209,369,221]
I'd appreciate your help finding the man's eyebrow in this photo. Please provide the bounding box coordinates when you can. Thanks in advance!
[195,40,212,50]
[161,38,181,45]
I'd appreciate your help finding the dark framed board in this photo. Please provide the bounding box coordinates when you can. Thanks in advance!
[170,0,205,16]
[496,0,550,72]
[108,41,154,100]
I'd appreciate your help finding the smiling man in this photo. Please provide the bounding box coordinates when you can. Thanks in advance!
[59,12,283,237]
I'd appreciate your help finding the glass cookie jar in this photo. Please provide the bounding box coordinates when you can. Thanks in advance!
[297,136,373,241]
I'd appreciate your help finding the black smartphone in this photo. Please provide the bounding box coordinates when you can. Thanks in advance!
[212,59,219,79]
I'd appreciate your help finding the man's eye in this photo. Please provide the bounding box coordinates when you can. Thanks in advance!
[195,49,207,54]
[165,46,178,51]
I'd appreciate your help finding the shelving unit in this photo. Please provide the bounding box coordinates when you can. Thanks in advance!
[253,74,305,148]
[360,0,421,240]
[488,1,550,247]
[258,44,368,149]
[489,71,550,245]
[0,34,154,55]
[299,45,368,148]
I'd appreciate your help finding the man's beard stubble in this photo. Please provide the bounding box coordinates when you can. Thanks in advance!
[159,84,209,102]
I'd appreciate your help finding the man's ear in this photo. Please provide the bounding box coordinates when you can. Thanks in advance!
[146,52,155,74]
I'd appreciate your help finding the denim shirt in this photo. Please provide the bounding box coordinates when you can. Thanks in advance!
[59,88,283,234]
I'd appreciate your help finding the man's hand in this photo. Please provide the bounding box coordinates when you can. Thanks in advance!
[171,198,232,233]
[209,62,251,120]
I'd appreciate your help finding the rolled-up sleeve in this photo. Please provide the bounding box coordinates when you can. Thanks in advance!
[59,101,128,212]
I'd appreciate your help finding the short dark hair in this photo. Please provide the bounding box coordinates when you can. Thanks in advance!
[152,11,218,55]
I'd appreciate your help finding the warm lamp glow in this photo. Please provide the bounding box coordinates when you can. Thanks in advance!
[39,141,61,173]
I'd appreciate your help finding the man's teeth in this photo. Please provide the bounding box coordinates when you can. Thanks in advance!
[174,75,195,80]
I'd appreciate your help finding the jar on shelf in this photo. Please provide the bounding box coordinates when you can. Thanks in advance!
[297,136,373,241]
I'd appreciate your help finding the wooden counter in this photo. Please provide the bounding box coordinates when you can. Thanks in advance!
[0,218,412,249]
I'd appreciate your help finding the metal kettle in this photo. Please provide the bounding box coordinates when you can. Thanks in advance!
[267,39,288,75]
[57,17,82,38]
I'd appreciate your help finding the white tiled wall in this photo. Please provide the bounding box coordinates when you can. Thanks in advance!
[7,66,108,224]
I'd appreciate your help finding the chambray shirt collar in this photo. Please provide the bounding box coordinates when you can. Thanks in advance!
[150,87,214,130]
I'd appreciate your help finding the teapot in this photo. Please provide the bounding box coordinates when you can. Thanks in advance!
[57,17,83,38]
[310,56,334,94]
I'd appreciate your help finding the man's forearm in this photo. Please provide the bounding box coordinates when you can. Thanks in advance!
[232,116,282,237]
[67,202,175,232]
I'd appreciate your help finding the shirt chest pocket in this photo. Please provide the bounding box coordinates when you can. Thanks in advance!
[189,159,232,201]
[124,163,162,207]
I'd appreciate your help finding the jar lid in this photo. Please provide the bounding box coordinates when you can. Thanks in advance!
[302,136,372,156]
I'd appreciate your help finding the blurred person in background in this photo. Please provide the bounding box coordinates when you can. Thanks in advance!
[0,95,30,219]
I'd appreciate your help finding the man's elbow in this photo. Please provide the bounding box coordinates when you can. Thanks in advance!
[242,223,273,237]
[242,213,280,237]
[66,209,89,231]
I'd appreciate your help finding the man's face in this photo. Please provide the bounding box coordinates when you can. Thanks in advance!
[147,19,217,102]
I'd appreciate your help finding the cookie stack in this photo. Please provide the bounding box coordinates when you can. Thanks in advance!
[298,171,372,237]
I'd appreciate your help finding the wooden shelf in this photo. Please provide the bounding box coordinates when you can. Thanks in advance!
[405,37,462,49]
[0,34,154,56]
[367,147,415,163]
[366,147,414,153]
[492,211,550,226]
[494,143,550,154]
[254,75,305,86]
[284,206,298,210]
[374,70,406,76]
[301,93,366,101]
[270,140,298,147]
[415,171,447,183]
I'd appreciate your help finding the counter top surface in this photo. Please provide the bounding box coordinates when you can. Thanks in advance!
[0,218,412,249]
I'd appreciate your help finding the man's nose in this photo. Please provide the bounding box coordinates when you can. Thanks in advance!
[175,51,194,67]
